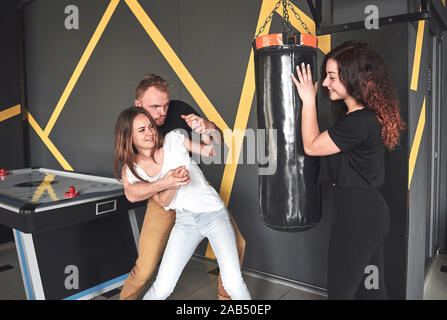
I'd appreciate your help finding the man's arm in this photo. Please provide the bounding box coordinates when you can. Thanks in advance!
[122,165,190,203]
[202,122,223,146]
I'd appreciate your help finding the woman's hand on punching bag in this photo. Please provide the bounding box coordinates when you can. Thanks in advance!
[291,63,318,106]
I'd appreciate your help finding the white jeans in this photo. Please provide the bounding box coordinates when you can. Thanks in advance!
[143,207,251,300]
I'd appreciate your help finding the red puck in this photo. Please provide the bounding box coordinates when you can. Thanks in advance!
[65,186,80,198]
[0,169,7,176]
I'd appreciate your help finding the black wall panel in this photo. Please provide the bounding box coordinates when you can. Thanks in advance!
[0,1,24,243]
[0,1,24,170]
[440,30,447,252]
[333,0,408,25]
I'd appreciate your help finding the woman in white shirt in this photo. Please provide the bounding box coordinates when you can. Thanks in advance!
[114,107,251,300]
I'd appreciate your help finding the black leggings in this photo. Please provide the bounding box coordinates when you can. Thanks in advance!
[328,187,390,300]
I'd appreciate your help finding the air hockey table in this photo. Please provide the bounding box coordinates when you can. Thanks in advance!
[0,168,146,300]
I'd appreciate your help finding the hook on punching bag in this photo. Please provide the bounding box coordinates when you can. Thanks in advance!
[253,32,321,231]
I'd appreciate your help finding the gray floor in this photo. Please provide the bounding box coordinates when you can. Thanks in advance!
[1,240,446,300]
[91,257,327,301]
[0,241,326,300]
[423,253,447,300]
[0,242,24,300]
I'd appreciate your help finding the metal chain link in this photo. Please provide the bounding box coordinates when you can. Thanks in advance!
[287,2,312,35]
[281,0,292,34]
[255,0,312,38]
[255,0,282,38]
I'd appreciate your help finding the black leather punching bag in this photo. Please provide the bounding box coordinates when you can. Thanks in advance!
[253,33,321,231]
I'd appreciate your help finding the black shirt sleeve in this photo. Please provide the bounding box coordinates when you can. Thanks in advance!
[159,100,201,136]
[180,101,200,117]
[327,113,368,152]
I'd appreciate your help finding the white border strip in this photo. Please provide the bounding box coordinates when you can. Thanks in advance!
[0,201,20,212]
[128,209,140,251]
[34,192,124,213]
[22,233,46,299]
[39,168,121,185]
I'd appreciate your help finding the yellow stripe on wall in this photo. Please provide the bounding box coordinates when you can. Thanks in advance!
[408,7,426,190]
[410,19,425,91]
[125,0,231,138]
[218,0,277,206]
[205,0,280,260]
[408,97,426,189]
[23,108,73,171]
[44,0,120,136]
[0,104,21,122]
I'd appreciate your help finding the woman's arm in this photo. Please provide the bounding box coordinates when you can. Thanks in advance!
[122,165,190,203]
[152,189,177,207]
[301,102,340,156]
[292,63,341,156]
[183,136,215,157]
[152,166,190,207]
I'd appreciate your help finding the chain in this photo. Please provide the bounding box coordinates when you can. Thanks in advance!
[281,0,292,34]
[287,2,312,35]
[255,0,282,38]
[255,0,312,38]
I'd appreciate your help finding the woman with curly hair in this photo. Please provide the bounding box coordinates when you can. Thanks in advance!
[292,41,405,299]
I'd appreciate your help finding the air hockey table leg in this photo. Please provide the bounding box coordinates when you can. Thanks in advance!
[128,209,140,252]
[13,229,45,300]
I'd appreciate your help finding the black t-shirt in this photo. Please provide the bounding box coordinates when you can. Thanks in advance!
[158,100,200,137]
[319,108,385,190]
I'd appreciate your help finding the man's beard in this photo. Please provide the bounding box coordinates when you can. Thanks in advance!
[155,117,166,126]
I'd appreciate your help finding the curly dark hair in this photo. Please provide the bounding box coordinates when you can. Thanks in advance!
[321,41,406,151]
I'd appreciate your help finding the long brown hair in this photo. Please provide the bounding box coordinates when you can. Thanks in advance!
[321,41,406,150]
[113,107,164,182]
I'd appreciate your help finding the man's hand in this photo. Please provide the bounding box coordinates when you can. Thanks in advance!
[181,114,215,135]
[160,166,191,190]
[181,114,223,145]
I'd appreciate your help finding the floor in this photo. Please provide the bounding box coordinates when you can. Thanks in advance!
[423,253,447,300]
[1,240,446,300]
[0,241,326,300]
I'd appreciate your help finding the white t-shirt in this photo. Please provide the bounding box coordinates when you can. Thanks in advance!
[126,130,225,212]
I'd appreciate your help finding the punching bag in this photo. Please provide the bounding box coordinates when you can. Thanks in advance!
[253,32,321,231]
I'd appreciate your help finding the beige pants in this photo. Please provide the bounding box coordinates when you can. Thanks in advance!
[119,199,246,300]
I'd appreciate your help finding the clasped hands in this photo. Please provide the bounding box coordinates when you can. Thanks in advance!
[161,166,191,190]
